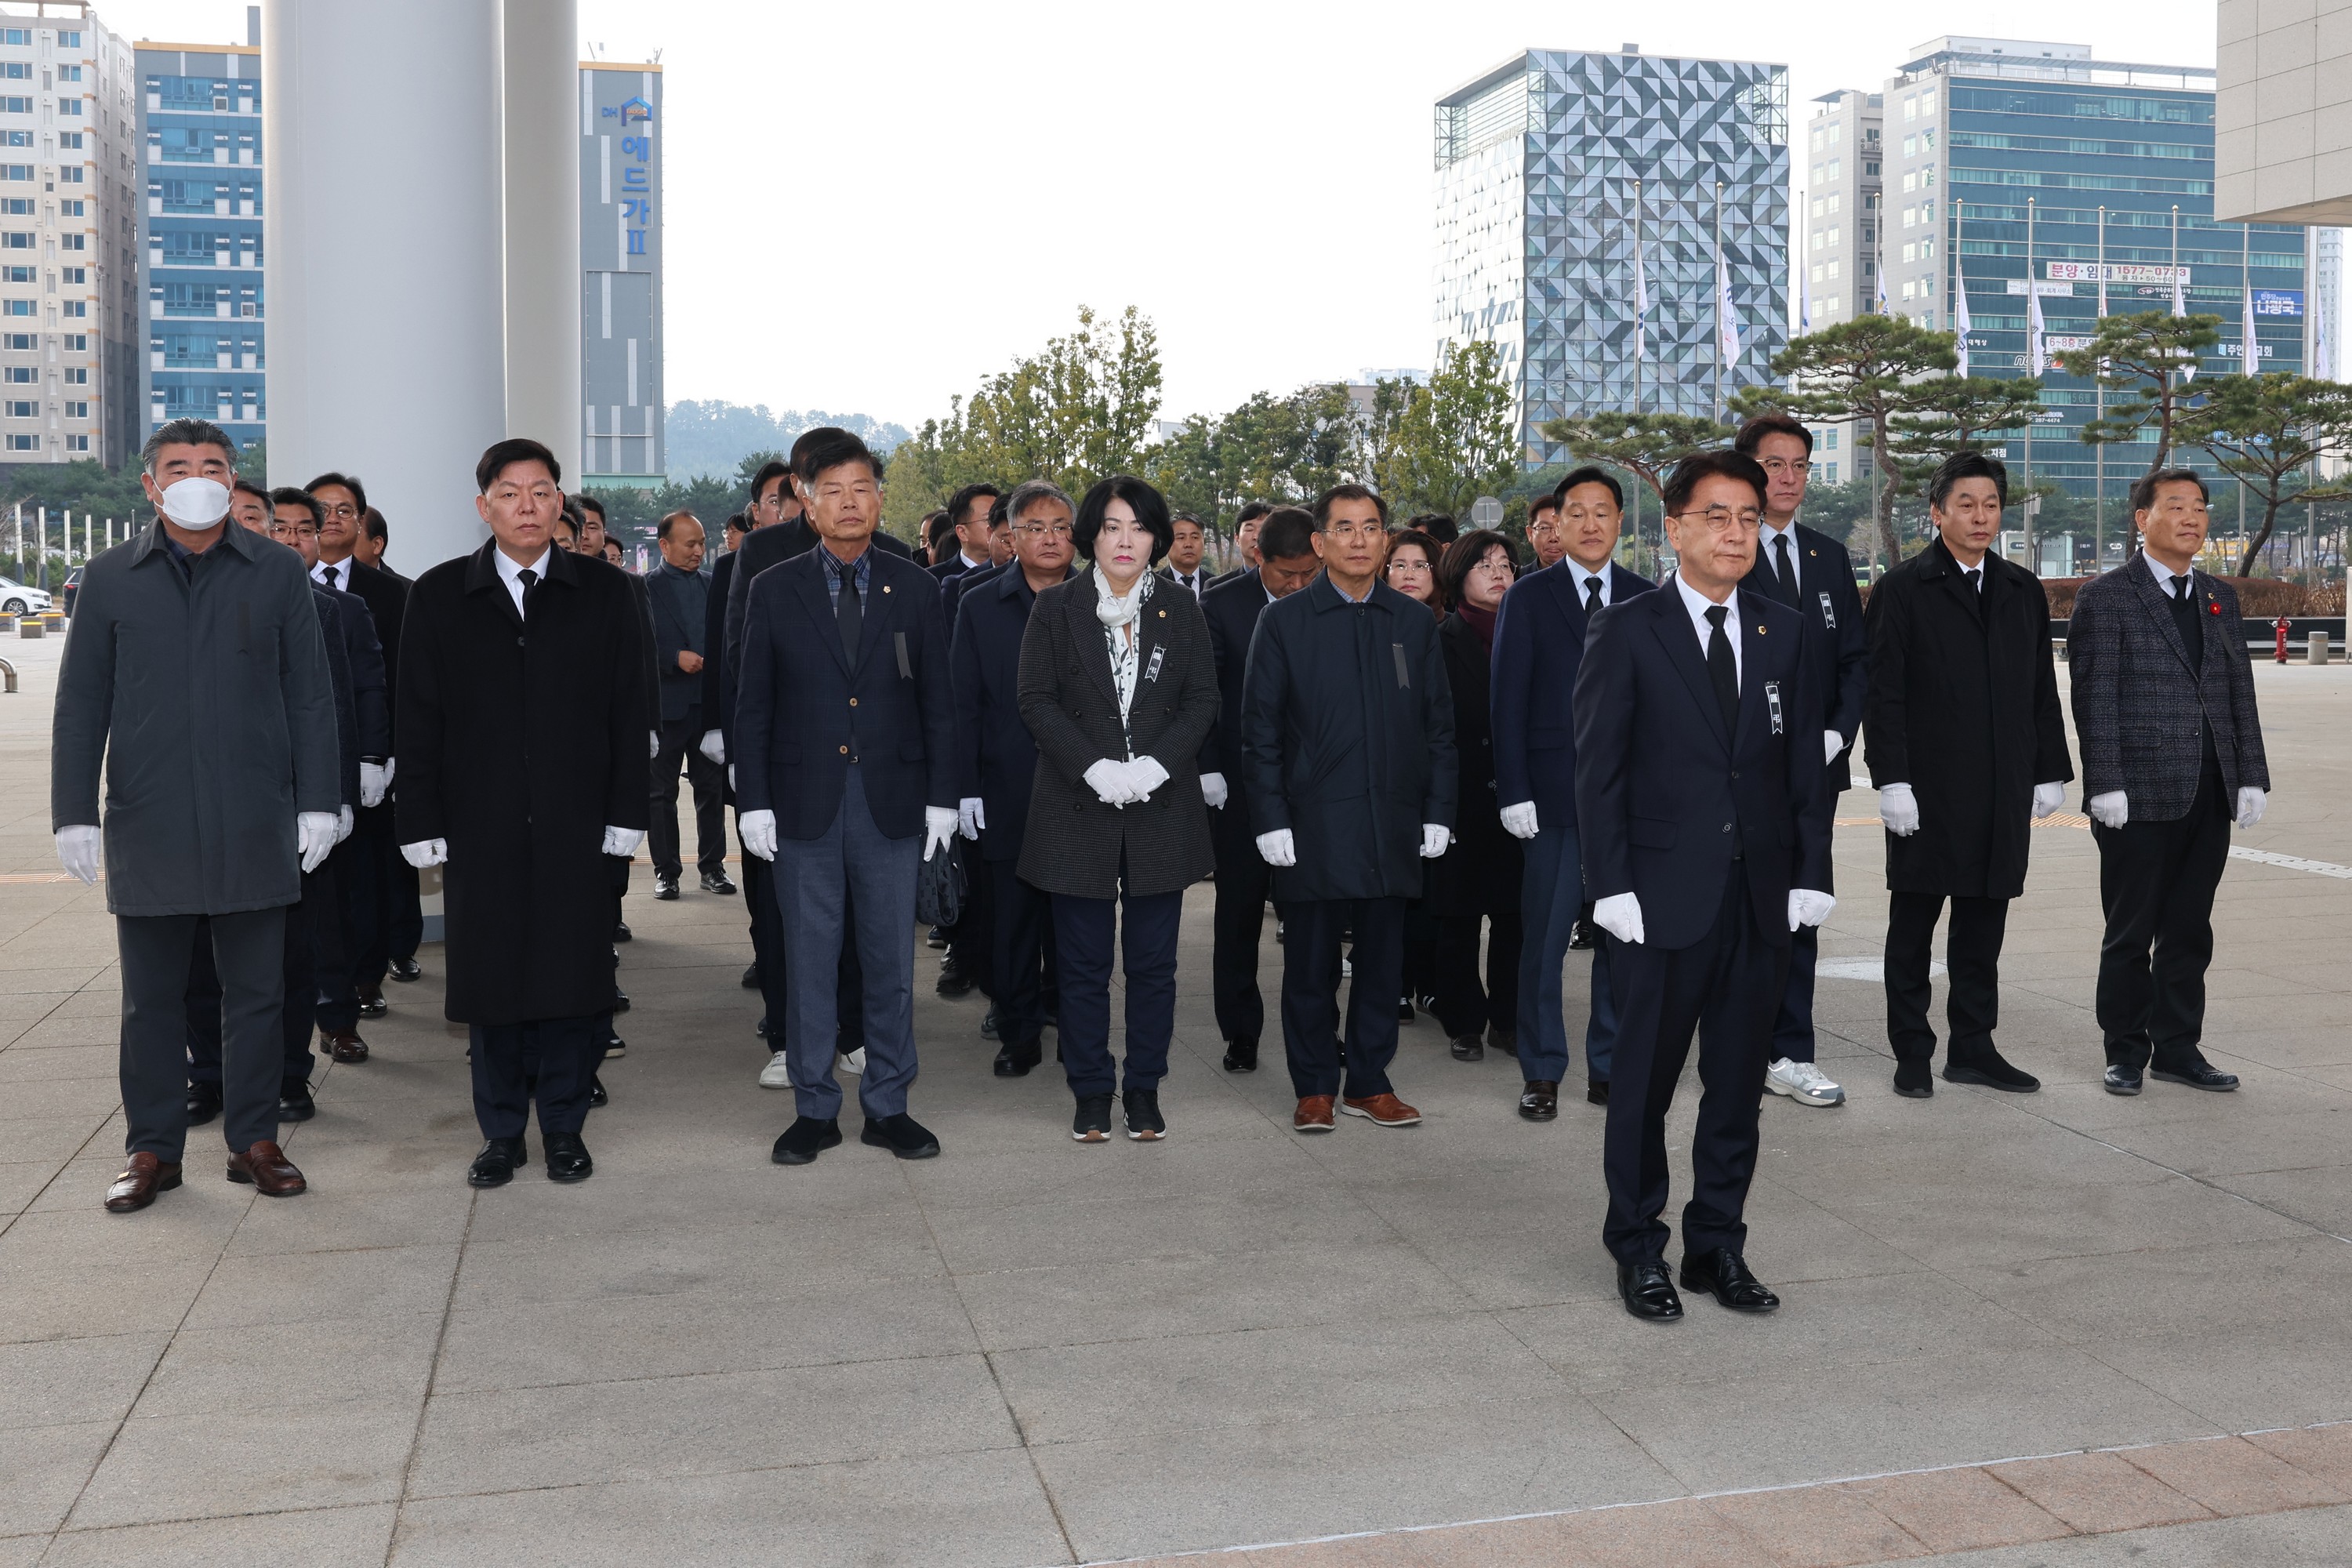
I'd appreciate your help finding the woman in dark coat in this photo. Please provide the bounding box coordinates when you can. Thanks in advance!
[1426,530,1524,1061]
[1382,527,1446,1018]
[1017,476,1220,1143]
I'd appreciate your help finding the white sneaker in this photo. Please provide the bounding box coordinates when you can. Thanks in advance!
[839,1047,867,1076]
[1766,1058,1846,1106]
[758,1049,793,1089]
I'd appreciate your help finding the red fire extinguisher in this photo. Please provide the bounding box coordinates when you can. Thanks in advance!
[2275,618,2291,663]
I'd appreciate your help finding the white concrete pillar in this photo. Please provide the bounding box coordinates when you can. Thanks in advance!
[263,0,504,574]
[501,0,581,483]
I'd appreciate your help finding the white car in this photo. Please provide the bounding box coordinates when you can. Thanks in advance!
[0,577,49,615]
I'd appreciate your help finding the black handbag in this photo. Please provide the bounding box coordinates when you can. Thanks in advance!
[916,835,967,927]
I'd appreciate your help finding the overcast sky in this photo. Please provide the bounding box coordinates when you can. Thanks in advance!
[117,1,2223,430]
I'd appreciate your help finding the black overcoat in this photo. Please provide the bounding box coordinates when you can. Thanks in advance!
[951,564,1069,865]
[1860,538,2073,899]
[1016,572,1220,899]
[1424,612,1519,918]
[1240,575,1458,904]
[394,541,653,1024]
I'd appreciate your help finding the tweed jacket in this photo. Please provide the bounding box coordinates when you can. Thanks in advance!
[2067,554,2268,822]
[1015,570,1220,900]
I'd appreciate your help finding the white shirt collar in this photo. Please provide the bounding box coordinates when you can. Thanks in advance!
[494,545,553,615]
[1565,557,1611,606]
[1761,515,1798,552]
[959,551,985,571]
[309,558,347,589]
[2143,552,2194,595]
[1671,574,1743,685]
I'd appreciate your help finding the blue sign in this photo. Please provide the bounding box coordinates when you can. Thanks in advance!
[2252,289,2303,319]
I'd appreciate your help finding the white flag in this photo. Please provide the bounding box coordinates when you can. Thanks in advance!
[1952,258,1972,377]
[2097,262,2108,320]
[2170,267,2187,318]
[1716,246,1740,369]
[1632,234,1649,363]
[2241,278,2260,376]
[2027,284,2048,376]
[1797,252,1809,335]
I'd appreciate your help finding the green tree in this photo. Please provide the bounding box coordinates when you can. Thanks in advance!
[1378,339,1517,517]
[2058,310,2223,554]
[1147,383,1358,530]
[1536,410,1732,573]
[1882,374,2045,491]
[2174,372,2352,571]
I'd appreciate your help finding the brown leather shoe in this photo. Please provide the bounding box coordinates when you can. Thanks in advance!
[226,1140,307,1197]
[104,1152,182,1213]
[1293,1094,1336,1133]
[321,1030,368,1064]
[1518,1080,1559,1121]
[1341,1092,1422,1127]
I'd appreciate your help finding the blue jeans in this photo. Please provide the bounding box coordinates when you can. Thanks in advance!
[771,767,920,1122]
[1516,821,1617,1084]
[1051,882,1183,1098]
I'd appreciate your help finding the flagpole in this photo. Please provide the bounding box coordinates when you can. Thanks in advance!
[1633,175,1646,574]
[2095,203,2107,568]
[1713,180,1725,423]
[2024,196,2036,573]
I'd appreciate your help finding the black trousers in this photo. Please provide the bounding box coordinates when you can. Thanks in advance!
[740,820,792,1045]
[2094,766,2230,1072]
[1277,895,1405,1100]
[651,710,727,880]
[1434,912,1522,1038]
[187,878,323,1091]
[1402,902,1440,1004]
[1209,800,1271,1044]
[120,908,284,1161]
[989,857,1053,1051]
[1602,863,1784,1265]
[1770,922,1821,1065]
[1053,883,1183,1098]
[313,838,360,1032]
[470,1016,597,1139]
[944,840,996,996]
[345,803,417,987]
[1886,891,2010,1065]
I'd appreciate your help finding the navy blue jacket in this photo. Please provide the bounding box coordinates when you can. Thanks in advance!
[949,564,1069,863]
[312,586,360,810]
[646,561,710,724]
[1573,580,1831,951]
[317,577,389,762]
[1740,521,1867,792]
[734,544,958,841]
[702,549,736,748]
[941,559,1007,631]
[1490,559,1654,829]
[1198,569,1278,785]
[722,517,912,691]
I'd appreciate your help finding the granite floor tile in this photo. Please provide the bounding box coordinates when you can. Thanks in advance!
[1835,1467,2071,1554]
[1987,1450,2212,1534]
[0,1418,114,1536]
[40,1501,398,1567]
[68,1399,419,1529]
[2117,1433,2350,1515]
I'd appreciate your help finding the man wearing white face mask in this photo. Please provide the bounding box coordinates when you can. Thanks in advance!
[53,419,340,1213]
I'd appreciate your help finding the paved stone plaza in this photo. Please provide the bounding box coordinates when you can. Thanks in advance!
[1,630,2349,1566]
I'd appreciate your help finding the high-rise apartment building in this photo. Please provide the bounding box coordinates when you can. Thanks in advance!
[1434,45,1790,463]
[579,60,662,488]
[1799,89,1885,335]
[0,3,136,470]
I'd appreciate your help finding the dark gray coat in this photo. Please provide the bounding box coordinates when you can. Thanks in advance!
[2067,554,2267,820]
[53,517,339,916]
[1016,572,1220,899]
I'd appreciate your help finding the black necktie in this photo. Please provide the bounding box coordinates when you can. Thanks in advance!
[1704,604,1737,737]
[837,558,861,664]
[515,567,537,619]
[321,564,338,592]
[1773,533,1799,608]
[1584,575,1604,616]
[1965,567,1982,594]
[2174,575,2191,604]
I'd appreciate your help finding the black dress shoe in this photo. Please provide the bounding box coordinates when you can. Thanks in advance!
[741,964,761,990]
[700,870,738,895]
[1221,1037,1258,1073]
[935,962,975,998]
[1617,1260,1683,1322]
[861,1112,941,1160]
[1586,1079,1610,1106]
[993,1041,1040,1078]
[613,921,633,942]
[2103,1063,2144,1096]
[357,989,388,1019]
[772,1116,842,1165]
[278,1079,316,1121]
[756,1016,771,1039]
[467,1136,527,1188]
[387,956,423,982]
[185,1080,223,1127]
[1893,1059,1935,1098]
[588,1075,609,1109]
[1679,1247,1780,1312]
[543,1131,593,1183]
[1450,1033,1485,1062]
[1397,997,1416,1023]
[612,989,631,1014]
[980,1008,1000,1040]
[2151,1061,2239,1091]
[1944,1051,2039,1092]
[653,876,681,901]
[1519,1080,1559,1120]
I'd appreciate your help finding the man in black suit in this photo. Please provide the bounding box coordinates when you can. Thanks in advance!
[951,480,1076,1076]
[1491,466,1655,1119]
[1210,500,1272,586]
[1573,450,1833,1322]
[647,510,729,900]
[1199,507,1321,1071]
[2070,469,2267,1096]
[735,430,959,1167]
[1166,512,1212,599]
[930,484,999,582]
[1733,413,1867,1110]
[1863,452,2073,1099]
[722,430,913,683]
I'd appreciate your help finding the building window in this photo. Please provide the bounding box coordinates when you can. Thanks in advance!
[57,31,78,47]
[5,434,36,451]
[60,299,84,317]
[1827,462,1838,483]
[0,265,25,282]
[1,299,31,317]
[4,400,34,417]
[58,231,81,250]
[56,64,78,82]
[60,332,83,350]
[2,366,29,383]
[62,400,85,418]
[64,433,86,452]
[2,332,31,349]
[0,98,27,115]
[57,96,79,116]
[56,131,79,147]
[1825,430,1838,451]
[0,64,24,80]
[58,266,82,284]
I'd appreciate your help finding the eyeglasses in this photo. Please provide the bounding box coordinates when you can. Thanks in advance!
[1322,521,1385,542]
[1469,557,1518,575]
[1672,506,1762,535]
[1014,522,1073,539]
[269,522,318,539]
[1755,457,1806,477]
[1386,559,1432,574]
[318,503,359,521]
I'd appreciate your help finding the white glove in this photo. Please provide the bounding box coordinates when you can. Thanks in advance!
[648,730,661,760]
[1200,771,1229,809]
[924,805,958,861]
[400,837,448,869]
[2032,782,2066,818]
[1256,828,1296,867]
[739,809,777,861]
[2236,786,2266,829]
[602,825,644,858]
[1420,823,1452,858]
[700,729,726,765]
[335,804,354,843]
[728,764,735,790]
[55,824,99,884]
[1124,755,1171,800]
[297,811,339,873]
[1824,730,1846,767]
[1878,782,1920,837]
[1084,758,1142,806]
[1594,891,1645,945]
[1788,888,1835,931]
[1499,801,1538,840]
[2087,791,2128,829]
[359,760,390,808]
[957,797,985,839]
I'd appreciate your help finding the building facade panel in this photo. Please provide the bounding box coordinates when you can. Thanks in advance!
[579,63,662,488]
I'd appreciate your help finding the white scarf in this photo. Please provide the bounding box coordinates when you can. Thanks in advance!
[1093,565,1153,745]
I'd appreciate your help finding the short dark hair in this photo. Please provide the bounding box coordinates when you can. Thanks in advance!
[1171,511,1204,533]
[1734,410,1813,459]
[1928,449,2009,512]
[306,470,368,512]
[1234,500,1275,529]
[924,509,956,555]
[474,439,560,494]
[2130,466,2208,514]
[1662,449,1769,516]
[1526,492,1562,521]
[268,485,323,529]
[230,476,267,503]
[1554,465,1624,510]
[1073,474,1172,564]
[724,510,748,539]
[1259,506,1316,562]
[143,417,236,474]
[657,509,701,539]
[793,429,880,488]
[944,484,1001,529]
[1314,483,1390,529]
[750,458,793,506]
[576,494,607,523]
[1405,511,1458,544]
[787,426,849,472]
[561,495,586,528]
[1004,479,1075,526]
[1437,528,1519,610]
[361,506,388,543]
